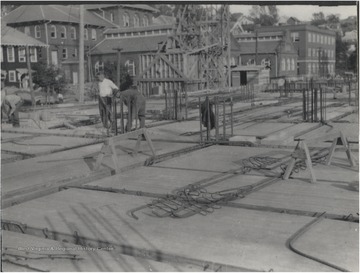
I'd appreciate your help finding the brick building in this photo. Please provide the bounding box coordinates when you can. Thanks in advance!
[255,24,336,77]
[233,30,298,79]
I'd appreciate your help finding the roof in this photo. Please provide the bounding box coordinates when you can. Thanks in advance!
[104,24,174,34]
[256,24,336,35]
[239,40,281,54]
[1,25,48,47]
[85,4,158,13]
[3,5,117,28]
[90,35,168,55]
[153,15,176,25]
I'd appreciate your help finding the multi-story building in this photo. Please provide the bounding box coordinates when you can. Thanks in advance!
[1,24,48,88]
[4,5,117,83]
[255,24,336,77]
[85,4,158,28]
[233,30,298,79]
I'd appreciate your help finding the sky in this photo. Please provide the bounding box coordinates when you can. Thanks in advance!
[229,4,358,21]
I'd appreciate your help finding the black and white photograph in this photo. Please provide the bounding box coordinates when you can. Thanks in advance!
[0,1,359,271]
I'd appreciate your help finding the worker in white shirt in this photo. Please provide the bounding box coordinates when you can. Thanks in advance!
[1,93,24,127]
[96,72,119,129]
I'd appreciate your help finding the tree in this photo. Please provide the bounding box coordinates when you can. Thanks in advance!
[32,62,66,94]
[311,12,326,26]
[326,14,340,25]
[249,5,279,26]
[348,44,357,73]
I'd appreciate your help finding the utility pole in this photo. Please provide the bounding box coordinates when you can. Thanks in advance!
[78,4,85,103]
[113,47,122,88]
[25,46,35,107]
[226,5,231,91]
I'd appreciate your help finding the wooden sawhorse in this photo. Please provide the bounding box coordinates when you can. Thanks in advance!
[326,131,356,167]
[283,139,316,183]
[93,128,156,173]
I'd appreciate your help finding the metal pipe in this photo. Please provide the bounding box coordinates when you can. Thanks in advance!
[206,96,210,141]
[223,98,226,139]
[314,89,318,122]
[302,88,306,121]
[199,97,203,143]
[215,96,219,142]
[230,98,233,136]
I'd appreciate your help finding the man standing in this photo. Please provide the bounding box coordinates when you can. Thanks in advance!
[117,85,146,132]
[1,94,24,127]
[96,72,118,129]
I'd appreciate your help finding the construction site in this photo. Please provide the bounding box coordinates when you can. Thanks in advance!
[1,4,359,272]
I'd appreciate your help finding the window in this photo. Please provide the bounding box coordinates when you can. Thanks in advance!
[291,32,299,42]
[84,29,88,40]
[261,58,271,68]
[143,16,149,26]
[19,48,26,62]
[287,58,291,70]
[110,12,114,22]
[325,36,327,44]
[247,58,255,66]
[60,26,67,39]
[133,14,140,27]
[62,48,68,59]
[7,47,15,62]
[125,59,135,76]
[281,59,286,71]
[70,27,76,39]
[291,59,295,70]
[123,12,130,27]
[308,32,312,42]
[308,63,311,74]
[317,34,320,43]
[35,26,41,38]
[320,35,323,44]
[30,47,37,62]
[9,71,16,82]
[73,48,78,57]
[24,26,30,35]
[312,33,315,43]
[312,63,316,73]
[94,61,104,74]
[38,48,42,59]
[50,25,56,38]
[91,29,97,40]
[308,48,311,57]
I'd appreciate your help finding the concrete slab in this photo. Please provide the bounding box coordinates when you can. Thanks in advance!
[2,231,203,272]
[1,135,100,156]
[232,122,294,138]
[297,123,359,144]
[261,123,320,145]
[236,178,358,217]
[156,146,292,173]
[2,188,350,272]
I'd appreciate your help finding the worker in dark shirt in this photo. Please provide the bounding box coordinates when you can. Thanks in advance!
[115,85,146,132]
[1,94,24,127]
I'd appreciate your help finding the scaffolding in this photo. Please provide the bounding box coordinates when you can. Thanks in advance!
[136,4,232,120]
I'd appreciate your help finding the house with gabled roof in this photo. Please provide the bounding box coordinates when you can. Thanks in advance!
[3,4,117,83]
[1,24,48,88]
